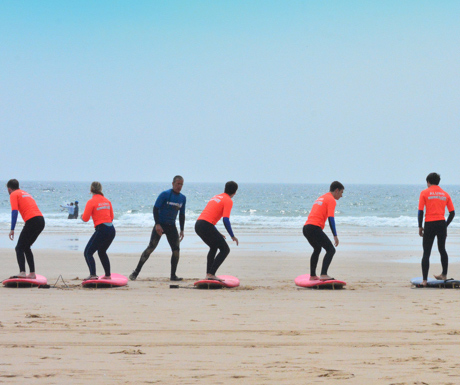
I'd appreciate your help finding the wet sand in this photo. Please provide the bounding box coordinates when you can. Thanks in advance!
[1,231,460,384]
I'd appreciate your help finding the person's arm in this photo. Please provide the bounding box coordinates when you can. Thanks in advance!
[9,194,18,240]
[153,192,167,233]
[81,201,92,222]
[447,210,455,227]
[153,206,160,225]
[418,210,424,228]
[110,203,114,222]
[328,217,337,236]
[223,217,234,237]
[9,210,18,240]
[328,217,339,247]
[11,210,18,231]
[223,217,239,246]
[179,197,186,240]
[418,192,425,237]
[179,213,185,231]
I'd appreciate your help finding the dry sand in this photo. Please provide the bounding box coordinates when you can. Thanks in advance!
[1,231,460,385]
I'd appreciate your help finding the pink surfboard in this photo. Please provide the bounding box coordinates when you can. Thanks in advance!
[82,273,128,288]
[194,275,240,289]
[295,274,346,289]
[3,274,47,288]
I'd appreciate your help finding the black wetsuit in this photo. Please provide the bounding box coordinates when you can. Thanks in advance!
[303,224,335,277]
[84,223,115,276]
[16,216,45,273]
[134,223,181,277]
[132,189,186,278]
[419,210,455,281]
[195,219,230,275]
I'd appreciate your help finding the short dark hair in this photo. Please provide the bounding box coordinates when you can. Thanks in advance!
[330,181,344,192]
[426,172,440,185]
[173,175,184,183]
[6,179,19,190]
[224,181,238,195]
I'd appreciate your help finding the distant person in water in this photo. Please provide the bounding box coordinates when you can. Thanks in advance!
[60,202,75,219]
[418,173,455,287]
[72,201,79,219]
[303,181,344,281]
[195,181,239,282]
[81,182,116,281]
[130,176,186,281]
[6,179,45,279]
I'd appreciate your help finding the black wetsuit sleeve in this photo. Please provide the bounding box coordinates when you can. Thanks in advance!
[153,206,160,225]
[179,213,185,232]
[447,210,455,227]
[418,210,424,228]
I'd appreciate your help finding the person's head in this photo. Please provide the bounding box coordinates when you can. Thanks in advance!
[330,181,344,200]
[6,179,19,194]
[75,201,79,205]
[224,181,238,197]
[426,172,440,186]
[172,175,184,193]
[70,202,74,206]
[90,181,104,196]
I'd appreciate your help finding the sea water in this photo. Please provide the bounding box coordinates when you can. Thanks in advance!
[2,181,460,230]
[1,182,460,253]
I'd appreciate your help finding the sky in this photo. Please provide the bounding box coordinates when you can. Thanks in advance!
[1,0,459,185]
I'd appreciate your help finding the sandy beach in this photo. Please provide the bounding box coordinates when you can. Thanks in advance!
[1,230,460,385]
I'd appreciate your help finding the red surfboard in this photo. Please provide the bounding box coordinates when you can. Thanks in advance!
[3,274,47,288]
[295,274,346,289]
[194,275,240,289]
[82,273,128,288]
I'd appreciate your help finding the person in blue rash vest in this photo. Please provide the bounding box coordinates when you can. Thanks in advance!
[129,176,186,281]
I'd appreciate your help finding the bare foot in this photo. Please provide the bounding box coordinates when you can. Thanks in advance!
[319,275,334,281]
[434,274,446,280]
[101,275,111,280]
[17,272,27,278]
[27,273,36,279]
[421,280,428,287]
[309,276,319,281]
[206,274,224,282]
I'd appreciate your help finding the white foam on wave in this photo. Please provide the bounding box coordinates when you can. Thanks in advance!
[1,211,459,232]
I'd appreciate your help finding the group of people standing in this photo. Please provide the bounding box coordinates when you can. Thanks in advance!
[5,172,456,287]
[60,201,79,219]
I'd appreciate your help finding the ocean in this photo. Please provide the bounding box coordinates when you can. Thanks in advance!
[2,181,460,232]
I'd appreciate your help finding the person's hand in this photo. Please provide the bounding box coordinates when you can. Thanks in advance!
[334,236,339,247]
[419,227,424,237]
[155,224,163,236]
[9,230,14,241]
[179,231,184,242]
[232,236,239,246]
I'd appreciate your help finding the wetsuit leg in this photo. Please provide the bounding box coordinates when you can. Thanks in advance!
[435,221,448,276]
[163,225,180,277]
[303,224,335,276]
[133,227,162,274]
[303,225,321,277]
[195,220,230,275]
[422,222,436,281]
[96,225,116,276]
[319,235,336,276]
[84,231,99,276]
[15,216,45,273]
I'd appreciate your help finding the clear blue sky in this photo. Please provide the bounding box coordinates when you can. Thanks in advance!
[1,1,459,184]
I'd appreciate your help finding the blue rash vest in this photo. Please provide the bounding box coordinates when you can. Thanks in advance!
[154,189,186,226]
